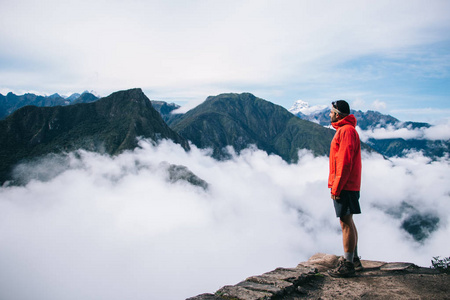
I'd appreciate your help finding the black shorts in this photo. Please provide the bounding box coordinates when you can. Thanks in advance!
[333,190,361,218]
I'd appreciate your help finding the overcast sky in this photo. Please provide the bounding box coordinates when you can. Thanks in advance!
[1,0,449,123]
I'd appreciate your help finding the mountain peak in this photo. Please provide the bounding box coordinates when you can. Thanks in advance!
[80,90,101,98]
[66,93,81,101]
[48,93,62,99]
[170,93,335,161]
[289,99,309,114]
[289,100,328,115]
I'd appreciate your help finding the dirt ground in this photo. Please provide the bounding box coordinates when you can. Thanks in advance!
[286,261,450,299]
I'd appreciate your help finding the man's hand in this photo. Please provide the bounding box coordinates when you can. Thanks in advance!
[331,194,340,201]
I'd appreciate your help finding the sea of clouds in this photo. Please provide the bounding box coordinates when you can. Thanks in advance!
[0,139,449,300]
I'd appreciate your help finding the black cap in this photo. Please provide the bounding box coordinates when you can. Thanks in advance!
[332,100,350,115]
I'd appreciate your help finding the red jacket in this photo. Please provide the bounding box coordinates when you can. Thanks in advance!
[328,114,362,196]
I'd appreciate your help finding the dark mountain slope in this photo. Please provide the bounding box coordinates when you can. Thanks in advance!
[170,93,336,162]
[368,138,450,158]
[0,88,188,183]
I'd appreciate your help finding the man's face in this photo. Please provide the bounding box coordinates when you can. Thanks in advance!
[330,109,339,123]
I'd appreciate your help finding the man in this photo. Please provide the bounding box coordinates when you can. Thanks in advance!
[327,100,362,278]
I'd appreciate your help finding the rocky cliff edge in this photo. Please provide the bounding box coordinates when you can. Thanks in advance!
[188,253,449,300]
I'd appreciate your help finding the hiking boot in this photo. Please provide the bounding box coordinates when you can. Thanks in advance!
[328,260,356,278]
[354,256,364,271]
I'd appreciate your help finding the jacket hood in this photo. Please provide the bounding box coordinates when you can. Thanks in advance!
[332,114,357,129]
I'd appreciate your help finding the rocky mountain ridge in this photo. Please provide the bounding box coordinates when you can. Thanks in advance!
[289,102,450,159]
[0,89,341,184]
[2,88,448,184]
[0,91,99,120]
[188,253,449,300]
[0,88,188,184]
[4,89,448,159]
[290,104,428,131]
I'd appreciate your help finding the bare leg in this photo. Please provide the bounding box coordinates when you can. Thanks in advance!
[328,214,358,277]
[353,218,358,255]
[340,214,357,254]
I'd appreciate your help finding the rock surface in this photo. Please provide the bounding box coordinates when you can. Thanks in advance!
[187,253,450,300]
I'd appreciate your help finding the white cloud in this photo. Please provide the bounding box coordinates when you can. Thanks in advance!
[351,98,366,111]
[357,125,423,141]
[423,118,450,140]
[0,140,449,299]
[357,120,450,142]
[372,99,387,110]
[170,97,207,114]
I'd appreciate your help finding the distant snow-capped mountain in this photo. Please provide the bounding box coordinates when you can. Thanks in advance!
[289,100,328,116]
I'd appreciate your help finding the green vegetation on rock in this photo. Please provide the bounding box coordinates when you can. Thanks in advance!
[170,93,336,162]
